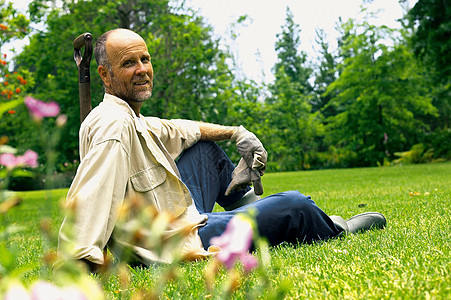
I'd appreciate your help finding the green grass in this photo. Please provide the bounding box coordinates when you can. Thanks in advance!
[2,163,450,299]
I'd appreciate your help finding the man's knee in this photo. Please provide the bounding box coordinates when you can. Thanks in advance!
[272,190,316,209]
[251,190,317,218]
[178,140,223,168]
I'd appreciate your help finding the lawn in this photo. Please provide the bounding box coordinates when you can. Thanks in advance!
[2,162,450,299]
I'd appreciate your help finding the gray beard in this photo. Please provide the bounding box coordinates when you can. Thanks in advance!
[129,90,152,102]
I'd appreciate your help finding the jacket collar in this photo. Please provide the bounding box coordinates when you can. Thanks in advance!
[102,93,143,118]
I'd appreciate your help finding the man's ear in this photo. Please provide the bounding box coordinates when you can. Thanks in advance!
[98,65,111,87]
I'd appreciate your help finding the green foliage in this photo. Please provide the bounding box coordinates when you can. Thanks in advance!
[422,127,451,160]
[0,0,29,47]
[407,0,451,134]
[324,19,437,167]
[144,9,230,122]
[0,1,40,191]
[0,98,21,116]
[408,0,451,82]
[392,143,445,165]
[311,28,338,117]
[272,7,312,94]
[266,67,323,171]
[0,70,37,157]
[265,8,322,171]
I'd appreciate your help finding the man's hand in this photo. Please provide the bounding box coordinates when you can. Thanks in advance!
[225,126,267,196]
[225,158,263,195]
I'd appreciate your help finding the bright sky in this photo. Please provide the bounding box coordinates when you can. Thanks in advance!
[9,0,418,84]
[185,0,418,83]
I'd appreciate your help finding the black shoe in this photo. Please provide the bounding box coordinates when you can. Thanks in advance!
[346,212,386,234]
[329,215,349,235]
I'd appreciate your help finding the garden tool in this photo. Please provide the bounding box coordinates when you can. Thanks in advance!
[73,32,93,123]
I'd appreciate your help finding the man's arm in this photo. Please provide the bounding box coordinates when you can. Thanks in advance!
[196,122,267,195]
[58,139,129,268]
[197,122,238,141]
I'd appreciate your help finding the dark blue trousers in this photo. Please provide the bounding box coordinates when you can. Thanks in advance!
[177,141,341,250]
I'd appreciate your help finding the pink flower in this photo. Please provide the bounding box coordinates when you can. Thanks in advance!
[0,150,38,169]
[24,96,60,120]
[210,215,258,271]
[239,253,259,273]
[18,150,38,168]
[0,153,16,168]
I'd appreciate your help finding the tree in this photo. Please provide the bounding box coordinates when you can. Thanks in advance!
[408,0,451,81]
[265,7,321,171]
[0,0,32,152]
[0,0,29,48]
[272,7,312,95]
[406,0,450,139]
[311,28,338,118]
[266,68,322,171]
[325,19,437,166]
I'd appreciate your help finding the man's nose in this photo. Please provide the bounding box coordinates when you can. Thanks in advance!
[135,61,147,75]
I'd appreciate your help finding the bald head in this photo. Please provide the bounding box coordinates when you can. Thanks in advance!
[94,28,145,70]
[104,29,148,68]
[95,28,154,115]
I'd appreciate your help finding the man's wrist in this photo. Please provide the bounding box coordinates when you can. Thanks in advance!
[230,125,247,142]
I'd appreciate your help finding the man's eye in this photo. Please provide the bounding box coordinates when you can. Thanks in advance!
[123,61,133,67]
[142,57,150,63]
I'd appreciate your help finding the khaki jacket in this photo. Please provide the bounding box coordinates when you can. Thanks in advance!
[58,94,209,265]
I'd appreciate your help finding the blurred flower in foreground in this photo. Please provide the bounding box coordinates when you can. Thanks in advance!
[210,215,258,272]
[4,282,29,300]
[30,281,89,300]
[0,150,38,169]
[4,280,92,300]
[24,96,60,120]
[239,252,259,272]
[56,114,68,127]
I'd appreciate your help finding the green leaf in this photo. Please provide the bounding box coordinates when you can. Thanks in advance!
[0,242,17,272]
[0,99,24,119]
[11,169,34,178]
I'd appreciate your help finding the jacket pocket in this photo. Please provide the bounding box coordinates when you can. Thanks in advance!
[130,165,166,192]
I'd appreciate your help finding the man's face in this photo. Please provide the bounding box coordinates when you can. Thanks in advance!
[103,30,154,107]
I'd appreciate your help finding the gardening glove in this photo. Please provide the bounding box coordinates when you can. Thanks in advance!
[225,158,264,196]
[225,126,267,196]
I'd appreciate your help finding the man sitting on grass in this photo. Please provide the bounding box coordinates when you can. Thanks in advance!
[58,28,386,271]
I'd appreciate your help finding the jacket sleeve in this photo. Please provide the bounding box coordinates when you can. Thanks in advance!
[58,139,130,265]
